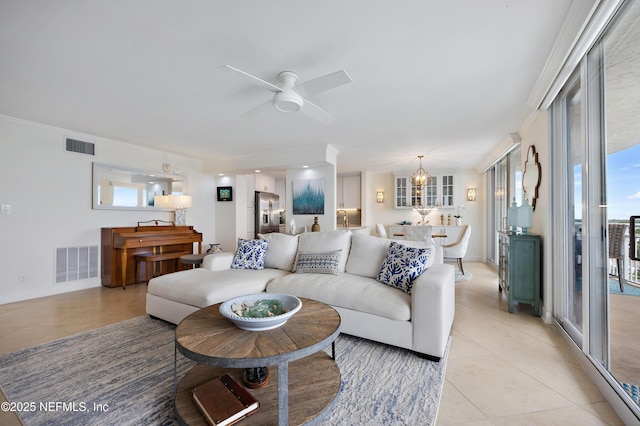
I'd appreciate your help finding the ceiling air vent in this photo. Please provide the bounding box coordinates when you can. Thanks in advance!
[65,138,95,155]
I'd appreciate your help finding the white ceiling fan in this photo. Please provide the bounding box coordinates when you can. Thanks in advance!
[219,65,352,124]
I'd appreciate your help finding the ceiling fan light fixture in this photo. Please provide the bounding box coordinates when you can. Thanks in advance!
[221,66,351,122]
[273,91,303,112]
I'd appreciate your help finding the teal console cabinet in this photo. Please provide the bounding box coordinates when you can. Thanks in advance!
[498,232,541,316]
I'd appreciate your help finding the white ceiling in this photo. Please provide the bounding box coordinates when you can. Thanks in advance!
[0,1,578,175]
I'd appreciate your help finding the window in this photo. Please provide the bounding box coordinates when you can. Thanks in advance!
[113,187,141,207]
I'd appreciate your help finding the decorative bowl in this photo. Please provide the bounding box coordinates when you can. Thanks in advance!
[219,293,302,331]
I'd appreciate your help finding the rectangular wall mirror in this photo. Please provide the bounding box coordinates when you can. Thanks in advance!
[92,163,186,211]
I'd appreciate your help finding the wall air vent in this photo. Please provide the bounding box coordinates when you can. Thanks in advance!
[55,246,99,283]
[65,138,95,155]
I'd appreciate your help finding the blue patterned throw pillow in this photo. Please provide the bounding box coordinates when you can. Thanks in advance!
[376,241,432,294]
[231,238,268,270]
[295,250,341,274]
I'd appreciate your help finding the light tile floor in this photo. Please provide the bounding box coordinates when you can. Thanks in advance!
[0,262,625,425]
[438,262,623,425]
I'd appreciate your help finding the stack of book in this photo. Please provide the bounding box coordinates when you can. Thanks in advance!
[192,373,260,426]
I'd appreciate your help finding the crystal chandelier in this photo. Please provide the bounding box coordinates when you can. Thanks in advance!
[411,155,429,189]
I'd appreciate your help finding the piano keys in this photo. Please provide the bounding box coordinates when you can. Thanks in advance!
[101,223,203,289]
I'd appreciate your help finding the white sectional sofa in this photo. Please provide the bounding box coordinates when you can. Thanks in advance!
[146,230,455,360]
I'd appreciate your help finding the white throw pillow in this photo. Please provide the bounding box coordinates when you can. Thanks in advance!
[297,230,352,273]
[346,233,391,278]
[258,233,299,271]
[376,241,432,294]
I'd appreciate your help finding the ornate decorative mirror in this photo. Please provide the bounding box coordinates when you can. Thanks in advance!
[522,145,541,210]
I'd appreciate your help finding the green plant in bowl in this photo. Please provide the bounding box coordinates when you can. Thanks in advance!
[234,299,285,318]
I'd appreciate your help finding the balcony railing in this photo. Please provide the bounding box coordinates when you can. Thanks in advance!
[609,231,640,286]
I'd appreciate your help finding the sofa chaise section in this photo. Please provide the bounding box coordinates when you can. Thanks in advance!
[146,252,289,324]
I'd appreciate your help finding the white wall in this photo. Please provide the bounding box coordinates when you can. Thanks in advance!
[519,110,552,321]
[363,169,484,261]
[214,174,237,253]
[0,115,216,304]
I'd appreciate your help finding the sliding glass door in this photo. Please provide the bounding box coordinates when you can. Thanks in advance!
[485,147,521,267]
[600,1,640,404]
[555,73,584,346]
[552,0,640,414]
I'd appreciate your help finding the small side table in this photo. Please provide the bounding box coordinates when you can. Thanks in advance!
[180,253,206,270]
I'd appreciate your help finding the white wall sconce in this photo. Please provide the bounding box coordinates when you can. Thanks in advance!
[376,191,384,203]
[466,187,476,201]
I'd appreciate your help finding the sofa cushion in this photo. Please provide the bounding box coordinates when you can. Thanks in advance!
[345,234,391,278]
[295,250,341,274]
[266,273,411,321]
[297,230,352,272]
[148,268,290,308]
[231,238,268,270]
[377,241,432,294]
[258,233,299,271]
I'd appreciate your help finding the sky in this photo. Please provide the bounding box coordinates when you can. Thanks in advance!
[607,144,640,221]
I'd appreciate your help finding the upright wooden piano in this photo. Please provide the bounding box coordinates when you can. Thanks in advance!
[101,221,202,289]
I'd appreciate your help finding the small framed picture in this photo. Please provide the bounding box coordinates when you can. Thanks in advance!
[217,186,233,202]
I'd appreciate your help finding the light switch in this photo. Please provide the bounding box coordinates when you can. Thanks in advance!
[1,204,11,214]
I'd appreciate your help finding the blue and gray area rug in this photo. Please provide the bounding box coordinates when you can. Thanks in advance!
[0,316,449,425]
[609,279,640,296]
[455,270,473,282]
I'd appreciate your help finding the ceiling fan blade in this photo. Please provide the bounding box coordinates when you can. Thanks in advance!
[219,65,283,92]
[301,99,335,124]
[295,70,352,98]
[240,99,273,118]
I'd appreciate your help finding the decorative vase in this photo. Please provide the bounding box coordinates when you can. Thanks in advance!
[311,216,320,232]
[290,219,296,235]
[206,243,222,254]
[455,218,462,226]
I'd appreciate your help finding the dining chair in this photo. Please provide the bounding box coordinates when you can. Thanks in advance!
[608,223,629,292]
[403,225,432,243]
[443,225,472,275]
[376,224,387,238]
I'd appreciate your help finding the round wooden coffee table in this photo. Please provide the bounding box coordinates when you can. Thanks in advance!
[174,298,341,426]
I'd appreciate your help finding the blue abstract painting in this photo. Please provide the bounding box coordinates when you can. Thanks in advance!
[292,178,325,215]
